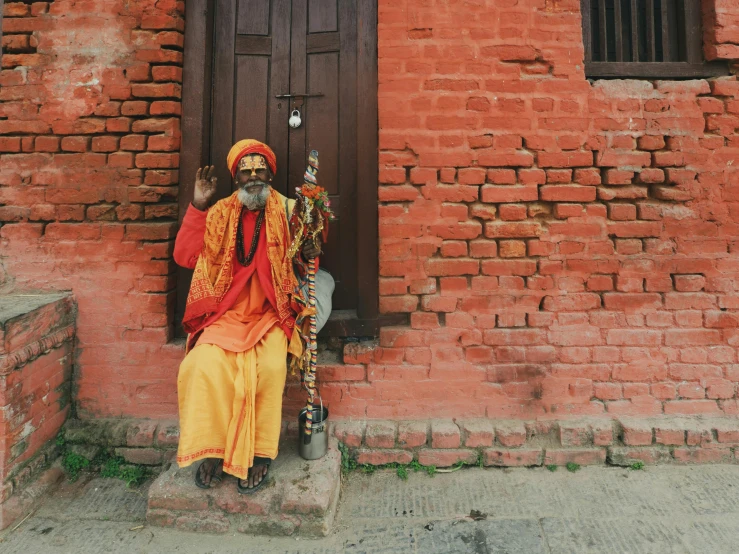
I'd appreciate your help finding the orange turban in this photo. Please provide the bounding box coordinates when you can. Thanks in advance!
[226,139,277,177]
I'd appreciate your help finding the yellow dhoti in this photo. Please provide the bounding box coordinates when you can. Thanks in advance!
[176,326,287,479]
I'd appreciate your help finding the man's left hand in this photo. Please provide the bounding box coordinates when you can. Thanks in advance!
[302,238,322,259]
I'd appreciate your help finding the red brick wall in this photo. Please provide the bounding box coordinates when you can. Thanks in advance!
[364,0,739,419]
[0,1,184,418]
[4,0,739,422]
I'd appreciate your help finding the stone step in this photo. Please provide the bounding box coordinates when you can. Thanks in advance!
[146,436,341,537]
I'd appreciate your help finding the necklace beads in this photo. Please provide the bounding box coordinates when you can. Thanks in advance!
[236,208,265,266]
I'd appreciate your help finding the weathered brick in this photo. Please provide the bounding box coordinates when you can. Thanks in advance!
[544,448,607,466]
[333,421,365,448]
[495,421,527,447]
[397,421,428,448]
[357,449,413,466]
[364,421,397,448]
[431,420,460,448]
[620,419,654,446]
[417,449,477,467]
[459,419,495,447]
[484,448,543,467]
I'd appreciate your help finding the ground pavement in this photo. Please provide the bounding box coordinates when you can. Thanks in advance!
[1,463,738,553]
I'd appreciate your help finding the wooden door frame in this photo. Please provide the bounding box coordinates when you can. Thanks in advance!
[178,0,384,336]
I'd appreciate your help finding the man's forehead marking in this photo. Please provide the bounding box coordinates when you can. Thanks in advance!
[238,155,268,170]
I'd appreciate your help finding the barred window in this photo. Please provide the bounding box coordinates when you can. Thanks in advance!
[581,0,727,78]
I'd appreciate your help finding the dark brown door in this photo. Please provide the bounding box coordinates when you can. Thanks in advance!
[210,0,357,311]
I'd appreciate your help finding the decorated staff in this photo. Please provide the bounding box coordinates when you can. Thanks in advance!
[287,150,334,444]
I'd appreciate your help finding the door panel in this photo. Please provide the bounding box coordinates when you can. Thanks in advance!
[234,56,269,140]
[308,0,338,33]
[237,0,270,35]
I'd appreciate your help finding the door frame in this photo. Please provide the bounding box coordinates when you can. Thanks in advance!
[178,0,382,336]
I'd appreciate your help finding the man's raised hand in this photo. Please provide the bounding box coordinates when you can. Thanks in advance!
[193,166,217,210]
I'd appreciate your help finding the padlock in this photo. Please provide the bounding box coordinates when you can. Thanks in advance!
[289,109,302,129]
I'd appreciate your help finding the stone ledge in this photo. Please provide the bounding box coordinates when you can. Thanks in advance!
[62,415,739,472]
[146,436,341,537]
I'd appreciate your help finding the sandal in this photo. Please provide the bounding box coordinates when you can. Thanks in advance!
[194,458,223,489]
[237,456,271,495]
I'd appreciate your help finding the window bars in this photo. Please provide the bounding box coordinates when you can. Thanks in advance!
[581,0,727,78]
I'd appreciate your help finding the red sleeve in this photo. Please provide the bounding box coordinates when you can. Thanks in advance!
[174,204,208,269]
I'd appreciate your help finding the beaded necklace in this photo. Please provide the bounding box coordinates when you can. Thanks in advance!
[235,207,265,266]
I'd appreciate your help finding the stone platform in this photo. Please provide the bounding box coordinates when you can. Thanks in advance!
[0,292,75,530]
[146,436,342,536]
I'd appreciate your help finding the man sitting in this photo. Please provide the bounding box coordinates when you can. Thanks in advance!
[173,139,319,494]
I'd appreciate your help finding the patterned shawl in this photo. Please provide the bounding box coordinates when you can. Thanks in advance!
[182,189,301,349]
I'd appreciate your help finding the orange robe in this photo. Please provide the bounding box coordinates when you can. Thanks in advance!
[173,203,289,478]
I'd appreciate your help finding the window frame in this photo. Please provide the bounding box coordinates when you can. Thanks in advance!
[581,0,728,79]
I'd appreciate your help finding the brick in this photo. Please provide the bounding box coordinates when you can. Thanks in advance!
[417,449,477,467]
[459,420,495,447]
[34,136,60,152]
[654,426,685,446]
[397,421,428,448]
[152,66,183,82]
[715,422,739,443]
[591,420,615,446]
[333,421,364,448]
[673,448,733,463]
[484,448,543,467]
[544,448,606,466]
[558,420,592,447]
[607,446,672,466]
[364,421,397,448]
[620,418,653,445]
[60,136,89,152]
[540,185,596,202]
[357,449,413,465]
[156,421,180,447]
[114,447,165,465]
[122,420,158,447]
[431,420,460,448]
[664,400,721,415]
[495,421,526,447]
[480,185,538,203]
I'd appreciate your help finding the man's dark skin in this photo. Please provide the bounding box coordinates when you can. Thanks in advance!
[192,159,319,490]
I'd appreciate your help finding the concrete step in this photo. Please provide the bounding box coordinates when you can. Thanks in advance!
[146,436,341,537]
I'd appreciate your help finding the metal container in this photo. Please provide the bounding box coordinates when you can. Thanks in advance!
[298,401,329,460]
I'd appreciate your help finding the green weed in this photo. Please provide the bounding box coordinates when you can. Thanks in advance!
[55,431,149,487]
[566,462,581,473]
[61,451,90,482]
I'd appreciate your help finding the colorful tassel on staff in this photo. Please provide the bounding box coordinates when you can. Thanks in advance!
[303,256,318,444]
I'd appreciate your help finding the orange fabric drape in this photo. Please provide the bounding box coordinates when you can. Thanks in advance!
[176,327,288,479]
[196,272,279,353]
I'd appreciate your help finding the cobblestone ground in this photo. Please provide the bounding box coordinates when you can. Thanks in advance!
[2,465,738,553]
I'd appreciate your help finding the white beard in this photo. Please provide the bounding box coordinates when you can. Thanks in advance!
[238,183,271,210]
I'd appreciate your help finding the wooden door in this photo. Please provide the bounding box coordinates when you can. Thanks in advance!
[210,0,357,312]
[177,0,378,335]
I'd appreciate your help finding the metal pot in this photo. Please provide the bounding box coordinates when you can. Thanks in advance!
[298,400,329,460]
